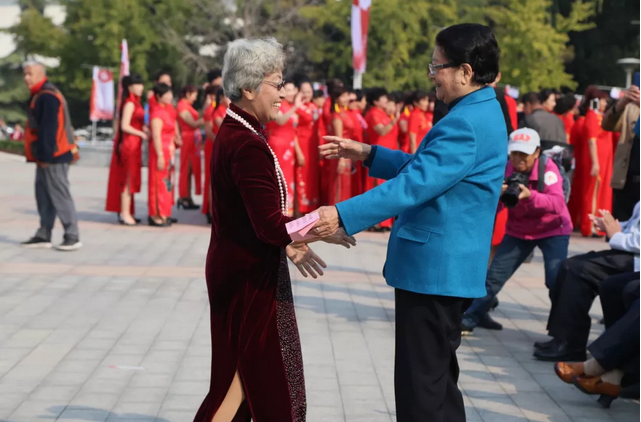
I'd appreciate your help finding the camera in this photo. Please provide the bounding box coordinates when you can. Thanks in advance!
[500,172,530,208]
[590,98,600,111]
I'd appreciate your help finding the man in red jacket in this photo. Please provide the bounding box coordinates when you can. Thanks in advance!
[21,61,81,251]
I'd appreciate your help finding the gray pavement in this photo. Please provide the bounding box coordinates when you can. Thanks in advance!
[0,152,638,422]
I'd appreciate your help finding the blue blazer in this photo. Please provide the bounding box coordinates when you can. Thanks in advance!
[337,86,507,298]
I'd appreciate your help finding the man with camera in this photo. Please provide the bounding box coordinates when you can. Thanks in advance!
[462,128,572,334]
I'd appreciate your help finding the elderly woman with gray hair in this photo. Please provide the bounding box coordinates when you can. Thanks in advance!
[193,38,355,422]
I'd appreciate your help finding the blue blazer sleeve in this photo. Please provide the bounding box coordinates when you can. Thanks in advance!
[337,115,477,235]
[367,146,413,180]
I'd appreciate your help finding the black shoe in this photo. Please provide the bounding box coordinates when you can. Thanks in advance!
[21,236,52,249]
[55,238,82,251]
[461,322,474,336]
[118,214,139,226]
[206,214,212,225]
[148,217,171,227]
[177,198,200,210]
[533,340,586,362]
[477,313,503,330]
[534,337,558,350]
[490,296,499,312]
[169,217,178,224]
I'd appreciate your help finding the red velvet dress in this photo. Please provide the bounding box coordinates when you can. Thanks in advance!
[177,99,202,198]
[348,109,366,197]
[567,116,586,226]
[105,94,144,214]
[324,106,353,205]
[148,103,176,217]
[364,107,398,228]
[578,110,613,236]
[202,104,227,216]
[193,104,305,422]
[295,103,320,214]
[266,101,297,215]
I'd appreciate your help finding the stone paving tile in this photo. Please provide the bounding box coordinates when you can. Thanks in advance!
[0,155,638,422]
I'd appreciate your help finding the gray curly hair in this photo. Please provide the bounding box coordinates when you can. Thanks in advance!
[222,38,285,102]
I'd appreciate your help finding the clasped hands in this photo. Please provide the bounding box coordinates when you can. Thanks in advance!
[589,209,622,239]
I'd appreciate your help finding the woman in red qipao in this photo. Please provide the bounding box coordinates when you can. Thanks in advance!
[192,38,355,422]
[579,94,613,237]
[266,81,302,216]
[202,86,229,223]
[554,93,577,144]
[148,83,177,227]
[408,90,432,154]
[398,95,411,153]
[364,87,401,230]
[567,109,587,226]
[294,80,320,214]
[348,89,368,197]
[325,80,354,205]
[105,74,147,225]
[176,85,204,210]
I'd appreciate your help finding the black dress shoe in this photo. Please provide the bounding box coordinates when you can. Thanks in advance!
[533,340,586,362]
[534,337,558,350]
[461,322,474,336]
[118,215,139,226]
[477,313,503,330]
[169,217,178,223]
[148,216,171,227]
[490,296,499,312]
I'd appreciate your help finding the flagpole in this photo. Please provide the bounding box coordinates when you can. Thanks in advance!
[353,71,363,90]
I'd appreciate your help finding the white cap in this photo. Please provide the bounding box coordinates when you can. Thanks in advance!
[508,128,541,155]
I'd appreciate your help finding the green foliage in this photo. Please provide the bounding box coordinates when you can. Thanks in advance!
[0,53,29,123]
[0,139,25,156]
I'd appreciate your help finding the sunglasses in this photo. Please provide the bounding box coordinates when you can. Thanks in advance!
[263,79,287,91]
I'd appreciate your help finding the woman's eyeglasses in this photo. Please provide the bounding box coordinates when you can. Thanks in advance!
[428,63,457,75]
[263,79,287,90]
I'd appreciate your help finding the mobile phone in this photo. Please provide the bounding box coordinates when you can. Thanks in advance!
[590,98,599,110]
[634,72,640,88]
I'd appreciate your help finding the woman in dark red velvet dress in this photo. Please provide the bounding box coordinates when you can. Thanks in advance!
[148,83,176,227]
[177,85,204,209]
[105,74,147,225]
[193,38,355,422]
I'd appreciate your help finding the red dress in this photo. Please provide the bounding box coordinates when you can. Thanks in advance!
[201,104,222,216]
[295,103,320,214]
[266,101,296,215]
[364,107,397,228]
[193,104,305,422]
[349,109,367,197]
[324,106,353,205]
[319,100,333,205]
[558,112,575,144]
[105,94,144,214]
[504,95,518,132]
[567,116,587,226]
[148,103,177,217]
[578,110,613,236]
[177,99,202,198]
[408,108,431,152]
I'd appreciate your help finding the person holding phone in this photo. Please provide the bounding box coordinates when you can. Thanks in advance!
[602,83,640,222]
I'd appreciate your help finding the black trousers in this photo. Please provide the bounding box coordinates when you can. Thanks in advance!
[589,272,640,374]
[612,178,640,222]
[546,249,634,349]
[395,289,468,422]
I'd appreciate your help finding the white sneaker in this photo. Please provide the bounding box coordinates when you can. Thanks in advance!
[55,239,82,251]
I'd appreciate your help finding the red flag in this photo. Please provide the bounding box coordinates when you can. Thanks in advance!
[90,67,114,121]
[351,0,371,73]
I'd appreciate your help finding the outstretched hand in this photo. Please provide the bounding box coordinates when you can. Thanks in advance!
[323,228,356,249]
[319,136,371,162]
[286,243,327,279]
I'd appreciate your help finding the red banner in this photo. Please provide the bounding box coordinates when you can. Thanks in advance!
[351,0,371,73]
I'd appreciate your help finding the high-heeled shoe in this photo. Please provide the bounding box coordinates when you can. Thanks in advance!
[555,362,585,384]
[177,198,200,210]
[147,216,171,227]
[118,214,139,226]
[572,375,621,408]
[206,214,212,225]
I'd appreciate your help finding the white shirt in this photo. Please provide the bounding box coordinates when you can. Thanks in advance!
[609,202,640,271]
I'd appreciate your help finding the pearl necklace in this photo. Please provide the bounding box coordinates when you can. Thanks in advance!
[226,108,288,215]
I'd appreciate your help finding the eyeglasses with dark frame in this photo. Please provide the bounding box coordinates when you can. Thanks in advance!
[262,79,287,91]
[428,62,457,76]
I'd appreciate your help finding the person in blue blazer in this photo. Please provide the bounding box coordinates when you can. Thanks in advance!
[313,23,507,422]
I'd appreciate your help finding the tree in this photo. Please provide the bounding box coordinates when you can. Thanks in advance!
[0,53,30,123]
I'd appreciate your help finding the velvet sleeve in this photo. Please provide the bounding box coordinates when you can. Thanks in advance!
[231,139,293,247]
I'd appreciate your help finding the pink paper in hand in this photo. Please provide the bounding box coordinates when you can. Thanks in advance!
[286,212,320,241]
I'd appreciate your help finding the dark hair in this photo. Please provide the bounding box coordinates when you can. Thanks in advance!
[539,88,558,104]
[554,93,576,115]
[296,77,312,90]
[154,70,171,83]
[153,83,172,99]
[313,89,325,100]
[215,87,226,108]
[180,84,198,99]
[412,90,429,104]
[435,23,500,85]
[207,68,222,82]
[579,85,609,115]
[204,84,218,96]
[521,92,541,105]
[115,73,144,159]
[327,78,346,113]
[366,87,388,107]
[353,89,364,102]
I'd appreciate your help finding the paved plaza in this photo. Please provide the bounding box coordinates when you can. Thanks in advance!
[0,153,638,422]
